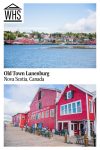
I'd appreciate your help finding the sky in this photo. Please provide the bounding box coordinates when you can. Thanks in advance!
[4,3,96,33]
[4,84,96,121]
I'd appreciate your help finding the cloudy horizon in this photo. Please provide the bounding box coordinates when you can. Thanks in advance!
[4,3,96,33]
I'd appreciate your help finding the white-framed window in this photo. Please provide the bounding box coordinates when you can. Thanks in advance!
[65,90,74,99]
[31,113,35,120]
[33,114,36,120]
[89,100,93,113]
[41,112,44,118]
[36,113,39,120]
[50,109,55,117]
[38,113,41,119]
[72,102,76,113]
[45,110,49,118]
[77,101,81,113]
[65,105,68,114]
[60,100,82,116]
[68,104,71,114]
[61,105,65,115]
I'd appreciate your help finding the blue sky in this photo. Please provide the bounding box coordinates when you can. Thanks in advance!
[4,84,96,121]
[4,3,96,33]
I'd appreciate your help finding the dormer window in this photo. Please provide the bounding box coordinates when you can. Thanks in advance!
[65,90,74,99]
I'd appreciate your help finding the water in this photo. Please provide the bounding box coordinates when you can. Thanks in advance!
[4,45,96,68]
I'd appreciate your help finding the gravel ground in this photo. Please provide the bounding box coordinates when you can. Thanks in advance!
[4,125,83,147]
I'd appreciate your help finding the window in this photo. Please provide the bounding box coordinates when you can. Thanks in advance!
[38,91,42,100]
[33,114,36,120]
[38,102,42,109]
[68,104,71,114]
[74,124,78,130]
[38,91,44,100]
[31,113,35,120]
[65,90,74,100]
[45,110,49,118]
[38,113,41,119]
[42,112,44,118]
[50,109,55,117]
[65,105,67,114]
[60,100,82,116]
[89,101,93,113]
[77,101,81,113]
[36,114,38,120]
[72,103,76,113]
[61,105,65,115]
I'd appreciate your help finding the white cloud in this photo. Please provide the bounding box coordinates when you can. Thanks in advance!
[61,10,96,33]
[4,85,40,121]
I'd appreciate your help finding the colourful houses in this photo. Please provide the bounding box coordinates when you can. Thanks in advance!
[12,85,96,139]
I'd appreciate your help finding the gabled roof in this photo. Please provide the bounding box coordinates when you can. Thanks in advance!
[12,113,25,117]
[4,3,21,10]
[39,87,61,93]
[56,84,94,104]
[30,87,61,107]
[74,84,94,96]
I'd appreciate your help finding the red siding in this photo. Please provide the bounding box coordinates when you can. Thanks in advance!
[30,88,56,111]
[29,88,60,130]
[88,95,95,121]
[12,113,27,127]
[57,85,88,121]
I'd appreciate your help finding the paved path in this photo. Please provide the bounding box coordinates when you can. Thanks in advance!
[4,125,82,147]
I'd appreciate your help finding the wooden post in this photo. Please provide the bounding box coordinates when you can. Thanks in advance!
[64,131,67,143]
[84,134,88,146]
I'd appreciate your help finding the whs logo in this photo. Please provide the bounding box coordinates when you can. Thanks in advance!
[4,3,22,22]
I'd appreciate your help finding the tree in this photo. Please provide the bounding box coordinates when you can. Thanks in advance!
[4,31,16,40]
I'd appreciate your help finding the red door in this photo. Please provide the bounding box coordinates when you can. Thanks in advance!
[58,122,62,131]
[74,123,79,135]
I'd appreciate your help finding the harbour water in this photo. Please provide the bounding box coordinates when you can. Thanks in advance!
[4,45,96,68]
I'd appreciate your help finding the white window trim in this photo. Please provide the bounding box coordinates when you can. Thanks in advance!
[60,100,82,116]
[66,90,73,99]
[50,109,55,117]
[41,112,44,118]
[89,99,93,113]
[45,110,49,118]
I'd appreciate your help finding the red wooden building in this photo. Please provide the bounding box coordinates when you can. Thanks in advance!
[12,113,26,128]
[56,84,96,139]
[28,88,61,130]
[12,85,96,139]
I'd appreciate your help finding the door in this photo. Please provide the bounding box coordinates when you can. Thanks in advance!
[58,122,62,131]
[71,123,79,135]
[70,124,74,136]
[74,123,79,135]
[80,123,85,136]
[63,122,68,130]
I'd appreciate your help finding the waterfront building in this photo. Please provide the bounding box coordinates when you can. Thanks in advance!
[12,85,96,139]
[12,113,26,128]
[56,84,96,139]
[28,88,61,130]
